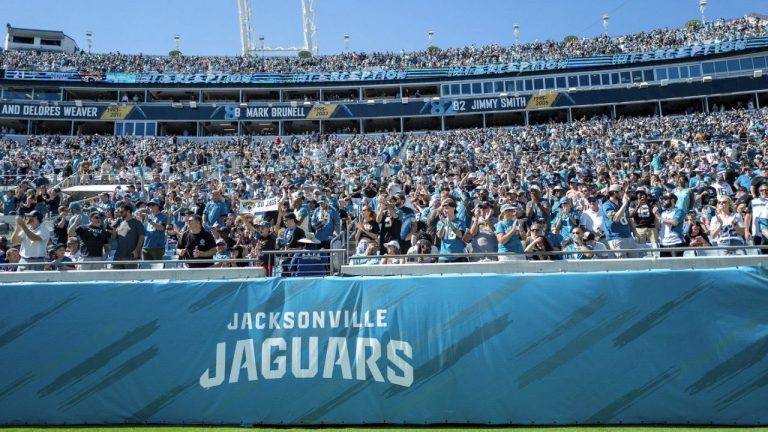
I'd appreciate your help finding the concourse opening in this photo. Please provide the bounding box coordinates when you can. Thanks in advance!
[283,89,320,102]
[323,119,359,134]
[29,120,71,135]
[528,108,568,125]
[243,90,281,103]
[158,122,198,137]
[64,88,118,103]
[364,117,400,133]
[73,121,113,135]
[283,120,320,135]
[757,91,768,109]
[444,114,483,130]
[323,88,360,102]
[0,119,28,135]
[202,90,240,103]
[486,111,525,127]
[242,121,279,135]
[660,97,704,116]
[572,105,613,121]
[363,86,400,100]
[616,102,658,118]
[149,90,198,103]
[403,116,441,132]
[201,121,239,136]
[708,93,757,111]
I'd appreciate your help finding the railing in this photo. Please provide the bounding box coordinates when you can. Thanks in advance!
[341,246,768,276]
[0,249,347,279]
[346,244,768,262]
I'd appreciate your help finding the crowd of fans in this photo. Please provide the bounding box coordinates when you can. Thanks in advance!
[1,104,767,273]
[1,17,766,74]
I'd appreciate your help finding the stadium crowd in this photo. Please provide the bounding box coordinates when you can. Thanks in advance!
[1,105,767,273]
[1,17,766,74]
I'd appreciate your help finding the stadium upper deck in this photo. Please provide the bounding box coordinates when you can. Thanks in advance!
[1,15,768,136]
[1,16,766,75]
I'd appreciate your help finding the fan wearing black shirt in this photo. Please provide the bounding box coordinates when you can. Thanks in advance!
[68,211,112,269]
[177,214,216,268]
[51,205,70,246]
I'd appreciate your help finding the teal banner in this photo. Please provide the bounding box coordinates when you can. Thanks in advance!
[1,268,768,425]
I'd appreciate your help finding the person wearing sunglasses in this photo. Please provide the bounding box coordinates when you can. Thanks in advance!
[653,193,686,258]
[709,196,746,255]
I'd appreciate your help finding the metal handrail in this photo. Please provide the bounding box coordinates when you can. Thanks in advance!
[347,244,768,263]
[0,249,347,268]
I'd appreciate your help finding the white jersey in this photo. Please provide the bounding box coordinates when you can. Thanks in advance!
[19,224,51,259]
[752,197,767,238]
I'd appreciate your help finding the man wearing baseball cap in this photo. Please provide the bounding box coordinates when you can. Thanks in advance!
[139,199,167,264]
[654,193,686,257]
[496,203,525,261]
[311,196,339,249]
[68,209,111,269]
[11,210,50,271]
[602,183,640,258]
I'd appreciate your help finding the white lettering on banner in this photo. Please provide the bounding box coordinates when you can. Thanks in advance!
[239,198,280,214]
[228,308,388,330]
[611,39,749,65]
[205,307,413,388]
[452,97,527,113]
[1,104,21,115]
[1,104,99,118]
[199,337,413,389]
[471,99,498,110]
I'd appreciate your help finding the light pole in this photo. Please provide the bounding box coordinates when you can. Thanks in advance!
[699,0,707,25]
[428,30,434,48]
[85,31,93,53]
[174,34,180,53]
[602,15,609,36]
[513,23,519,47]
[344,33,349,51]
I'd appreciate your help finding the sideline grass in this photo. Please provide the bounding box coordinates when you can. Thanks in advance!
[3,428,768,432]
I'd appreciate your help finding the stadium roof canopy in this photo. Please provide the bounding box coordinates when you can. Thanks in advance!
[6,24,66,39]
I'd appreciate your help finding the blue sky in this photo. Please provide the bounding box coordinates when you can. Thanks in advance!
[2,0,765,56]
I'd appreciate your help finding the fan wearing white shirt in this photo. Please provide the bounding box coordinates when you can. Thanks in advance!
[11,210,51,271]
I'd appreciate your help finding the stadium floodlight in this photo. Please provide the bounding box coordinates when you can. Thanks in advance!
[85,31,93,53]
[174,34,180,52]
[513,23,519,46]
[699,0,707,25]
[239,0,318,55]
[754,70,764,78]
[602,15,609,36]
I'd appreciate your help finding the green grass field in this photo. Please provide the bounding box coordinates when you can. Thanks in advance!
[3,427,768,432]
